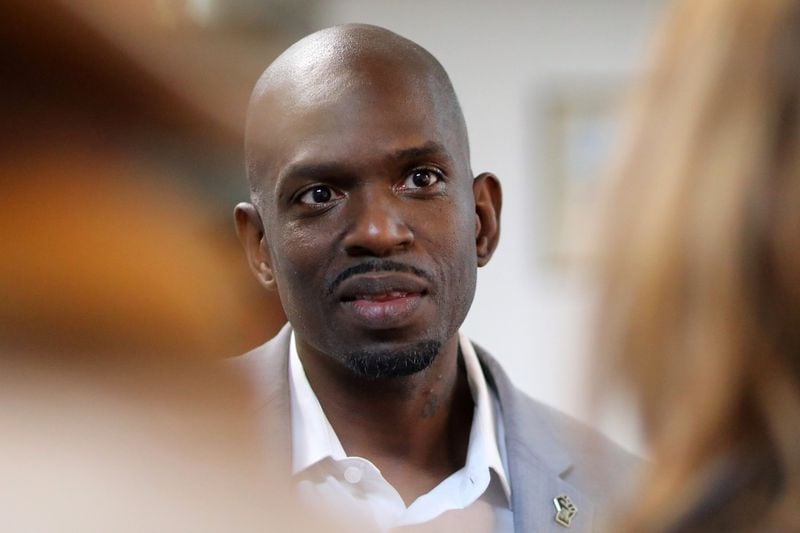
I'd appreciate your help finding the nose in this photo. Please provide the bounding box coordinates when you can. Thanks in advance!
[342,192,414,257]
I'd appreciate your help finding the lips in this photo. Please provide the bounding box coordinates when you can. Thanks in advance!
[344,290,415,302]
[335,273,430,328]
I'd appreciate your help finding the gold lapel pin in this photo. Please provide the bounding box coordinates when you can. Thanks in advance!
[553,494,578,527]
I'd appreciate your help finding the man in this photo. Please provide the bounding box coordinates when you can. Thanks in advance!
[234,23,636,532]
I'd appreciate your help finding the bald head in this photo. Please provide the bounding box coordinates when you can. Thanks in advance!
[244,24,470,201]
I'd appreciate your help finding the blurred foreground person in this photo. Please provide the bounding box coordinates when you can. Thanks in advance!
[0,166,300,531]
[0,1,320,530]
[599,0,800,530]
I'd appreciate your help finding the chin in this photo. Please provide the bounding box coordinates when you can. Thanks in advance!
[338,339,442,380]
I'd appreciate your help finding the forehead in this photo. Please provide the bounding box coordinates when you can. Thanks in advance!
[247,66,465,188]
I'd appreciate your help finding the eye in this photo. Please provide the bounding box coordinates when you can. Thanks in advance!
[400,168,443,191]
[297,185,343,206]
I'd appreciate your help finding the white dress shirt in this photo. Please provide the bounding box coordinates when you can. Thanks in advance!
[289,331,514,532]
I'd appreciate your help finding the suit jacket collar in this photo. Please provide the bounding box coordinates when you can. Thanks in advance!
[474,344,595,532]
[236,324,595,531]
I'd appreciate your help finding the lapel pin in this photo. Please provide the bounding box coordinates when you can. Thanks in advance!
[553,494,577,527]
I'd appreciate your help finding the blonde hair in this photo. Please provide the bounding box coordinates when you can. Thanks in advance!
[599,0,800,529]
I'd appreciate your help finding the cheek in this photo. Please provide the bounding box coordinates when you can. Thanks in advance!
[277,221,320,263]
[435,194,477,258]
[423,198,478,290]
[271,226,326,296]
[270,229,331,331]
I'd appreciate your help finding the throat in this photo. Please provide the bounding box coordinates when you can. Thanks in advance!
[327,352,474,503]
[296,334,474,503]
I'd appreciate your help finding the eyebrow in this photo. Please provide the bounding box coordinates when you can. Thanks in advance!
[276,140,451,193]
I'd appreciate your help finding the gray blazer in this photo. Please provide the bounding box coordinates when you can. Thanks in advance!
[233,323,639,532]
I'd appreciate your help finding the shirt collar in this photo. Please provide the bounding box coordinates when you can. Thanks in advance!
[458,331,512,503]
[288,332,347,472]
[288,330,511,503]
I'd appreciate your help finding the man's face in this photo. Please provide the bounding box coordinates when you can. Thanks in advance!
[246,68,483,377]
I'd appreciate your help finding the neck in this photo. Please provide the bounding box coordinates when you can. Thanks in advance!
[296,333,474,503]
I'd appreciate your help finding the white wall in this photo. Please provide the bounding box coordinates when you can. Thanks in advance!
[315,0,667,452]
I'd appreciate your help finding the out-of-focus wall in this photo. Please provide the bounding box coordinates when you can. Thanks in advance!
[315,0,667,452]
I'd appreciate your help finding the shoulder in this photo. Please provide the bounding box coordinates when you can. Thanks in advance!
[230,322,292,367]
[228,322,293,407]
[525,395,640,485]
[473,341,641,500]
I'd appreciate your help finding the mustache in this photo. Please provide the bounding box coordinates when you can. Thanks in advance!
[327,260,433,297]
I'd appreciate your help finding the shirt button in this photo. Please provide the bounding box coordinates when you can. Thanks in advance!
[343,465,363,484]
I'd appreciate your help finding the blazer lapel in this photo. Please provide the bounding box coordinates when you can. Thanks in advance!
[476,346,595,532]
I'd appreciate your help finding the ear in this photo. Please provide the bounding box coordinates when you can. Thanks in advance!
[234,202,277,291]
[472,172,502,267]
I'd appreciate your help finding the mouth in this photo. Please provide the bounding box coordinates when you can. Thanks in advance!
[335,274,430,328]
[341,290,425,303]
